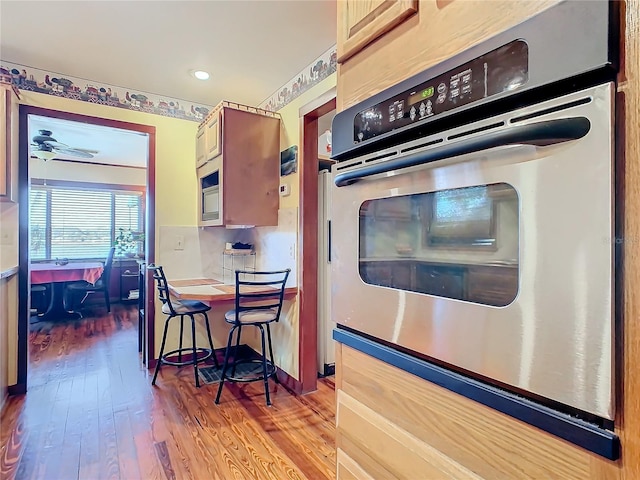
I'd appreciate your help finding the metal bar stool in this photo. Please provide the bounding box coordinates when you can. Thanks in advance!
[148,264,219,387]
[215,268,290,406]
[30,284,49,316]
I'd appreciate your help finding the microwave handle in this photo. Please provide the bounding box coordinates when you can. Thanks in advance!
[334,116,591,187]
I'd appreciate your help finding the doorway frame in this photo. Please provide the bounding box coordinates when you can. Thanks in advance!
[13,106,156,393]
[297,88,336,394]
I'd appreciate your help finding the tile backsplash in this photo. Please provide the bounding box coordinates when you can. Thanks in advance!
[253,207,298,286]
[158,207,297,286]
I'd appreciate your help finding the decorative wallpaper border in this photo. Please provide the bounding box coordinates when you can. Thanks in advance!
[259,45,337,112]
[1,43,336,121]
[0,61,214,123]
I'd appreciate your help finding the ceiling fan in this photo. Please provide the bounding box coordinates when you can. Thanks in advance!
[31,129,99,160]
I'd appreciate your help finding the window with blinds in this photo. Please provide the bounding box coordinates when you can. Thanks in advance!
[29,184,144,260]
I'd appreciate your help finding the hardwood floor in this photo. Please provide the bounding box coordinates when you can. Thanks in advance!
[0,305,336,479]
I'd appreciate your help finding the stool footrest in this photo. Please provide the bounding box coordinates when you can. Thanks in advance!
[160,347,212,367]
[224,358,276,383]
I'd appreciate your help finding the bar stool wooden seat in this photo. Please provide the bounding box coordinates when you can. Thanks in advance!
[148,264,219,387]
[215,269,290,406]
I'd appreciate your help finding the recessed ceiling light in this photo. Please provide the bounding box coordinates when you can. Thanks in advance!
[193,70,210,80]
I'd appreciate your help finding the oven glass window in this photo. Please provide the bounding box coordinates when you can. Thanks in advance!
[358,183,519,306]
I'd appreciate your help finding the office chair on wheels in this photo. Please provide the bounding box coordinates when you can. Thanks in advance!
[64,246,115,316]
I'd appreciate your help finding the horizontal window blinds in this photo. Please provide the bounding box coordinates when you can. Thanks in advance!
[29,189,48,260]
[29,185,143,260]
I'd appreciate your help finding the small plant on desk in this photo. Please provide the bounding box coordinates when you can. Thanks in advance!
[115,228,142,258]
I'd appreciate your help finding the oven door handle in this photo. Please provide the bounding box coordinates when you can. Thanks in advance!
[334,116,591,187]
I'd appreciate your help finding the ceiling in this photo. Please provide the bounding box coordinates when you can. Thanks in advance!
[3,0,337,168]
[29,115,149,167]
[0,0,337,108]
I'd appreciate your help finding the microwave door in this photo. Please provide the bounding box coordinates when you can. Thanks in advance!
[202,186,220,221]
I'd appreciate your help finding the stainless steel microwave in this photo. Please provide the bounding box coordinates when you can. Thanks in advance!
[199,160,220,222]
[202,184,219,221]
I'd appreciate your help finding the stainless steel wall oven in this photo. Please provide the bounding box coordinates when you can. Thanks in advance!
[330,0,618,421]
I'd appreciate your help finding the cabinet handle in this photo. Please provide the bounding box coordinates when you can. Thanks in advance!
[327,220,332,263]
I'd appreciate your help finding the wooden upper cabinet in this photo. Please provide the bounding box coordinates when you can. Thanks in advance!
[197,104,281,228]
[196,108,224,168]
[221,108,280,227]
[337,0,560,111]
[195,123,207,168]
[337,0,418,63]
[195,108,222,169]
[0,84,18,203]
[205,111,221,161]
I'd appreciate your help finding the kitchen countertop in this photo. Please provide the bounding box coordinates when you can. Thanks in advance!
[168,278,298,302]
[0,266,19,279]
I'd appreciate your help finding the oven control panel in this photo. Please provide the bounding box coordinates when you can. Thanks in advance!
[354,40,529,143]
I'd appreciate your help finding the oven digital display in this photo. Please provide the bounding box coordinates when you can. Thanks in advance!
[353,40,529,143]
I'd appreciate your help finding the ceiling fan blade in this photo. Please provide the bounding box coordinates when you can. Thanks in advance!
[53,146,95,158]
[32,131,99,159]
[43,140,69,149]
[70,147,100,154]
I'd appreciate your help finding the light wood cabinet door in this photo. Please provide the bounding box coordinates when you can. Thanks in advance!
[336,344,619,479]
[0,87,7,198]
[0,85,18,203]
[195,123,207,168]
[337,389,481,479]
[337,0,559,111]
[338,0,418,63]
[205,111,221,161]
[336,448,375,480]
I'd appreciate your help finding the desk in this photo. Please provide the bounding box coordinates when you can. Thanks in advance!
[167,278,298,303]
[31,262,104,320]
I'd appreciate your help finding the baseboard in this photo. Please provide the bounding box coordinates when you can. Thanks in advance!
[276,368,303,395]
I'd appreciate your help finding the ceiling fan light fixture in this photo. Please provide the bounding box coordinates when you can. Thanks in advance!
[32,149,57,161]
[192,70,210,80]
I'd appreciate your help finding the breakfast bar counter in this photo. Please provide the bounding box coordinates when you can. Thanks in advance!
[167,278,297,302]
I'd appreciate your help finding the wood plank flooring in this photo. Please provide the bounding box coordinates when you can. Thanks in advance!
[0,305,336,479]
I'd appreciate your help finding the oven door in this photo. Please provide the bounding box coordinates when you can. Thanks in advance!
[331,83,615,419]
